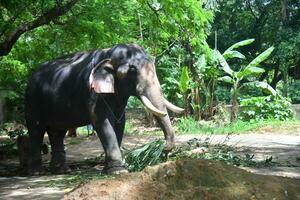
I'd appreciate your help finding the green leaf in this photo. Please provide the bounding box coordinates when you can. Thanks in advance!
[218,76,233,84]
[224,39,255,53]
[124,140,166,172]
[214,50,234,76]
[195,54,206,73]
[237,67,265,79]
[243,81,277,96]
[246,46,275,68]
[179,66,190,93]
[223,50,246,59]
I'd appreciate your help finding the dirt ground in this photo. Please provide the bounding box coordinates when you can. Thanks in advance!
[65,159,300,200]
[0,125,300,200]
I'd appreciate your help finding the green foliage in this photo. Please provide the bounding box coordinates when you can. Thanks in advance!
[170,139,277,168]
[217,39,275,122]
[179,66,190,93]
[243,81,277,96]
[208,0,300,88]
[0,56,28,108]
[124,138,278,173]
[224,38,255,52]
[0,1,214,123]
[223,38,254,59]
[126,97,142,109]
[0,123,27,157]
[48,171,110,189]
[158,45,185,104]
[125,119,135,135]
[0,122,27,138]
[124,139,166,172]
[287,80,300,104]
[176,117,201,133]
[0,139,17,157]
[133,118,298,136]
[239,96,294,121]
[215,86,231,103]
[0,56,28,87]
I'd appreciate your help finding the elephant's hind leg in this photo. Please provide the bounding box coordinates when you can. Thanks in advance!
[47,129,70,174]
[27,121,46,175]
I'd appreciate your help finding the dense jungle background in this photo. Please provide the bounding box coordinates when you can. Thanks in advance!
[0,1,300,199]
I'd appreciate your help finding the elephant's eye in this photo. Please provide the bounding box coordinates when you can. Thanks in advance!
[128,65,137,74]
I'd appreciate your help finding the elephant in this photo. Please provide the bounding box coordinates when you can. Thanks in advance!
[24,44,184,175]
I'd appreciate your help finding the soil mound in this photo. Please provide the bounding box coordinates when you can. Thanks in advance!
[65,159,300,200]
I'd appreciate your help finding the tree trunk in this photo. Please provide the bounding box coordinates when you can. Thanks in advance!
[230,87,238,123]
[209,80,216,118]
[194,87,201,120]
[281,0,289,26]
[0,0,78,57]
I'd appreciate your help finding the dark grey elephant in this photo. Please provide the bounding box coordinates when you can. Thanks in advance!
[25,44,183,175]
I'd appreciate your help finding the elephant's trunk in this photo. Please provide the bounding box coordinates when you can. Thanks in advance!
[139,87,176,151]
[137,62,184,150]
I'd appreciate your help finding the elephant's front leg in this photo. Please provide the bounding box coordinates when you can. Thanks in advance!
[94,117,127,174]
[115,112,125,147]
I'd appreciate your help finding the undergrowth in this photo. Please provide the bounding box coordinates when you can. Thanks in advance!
[125,117,298,136]
[175,118,298,135]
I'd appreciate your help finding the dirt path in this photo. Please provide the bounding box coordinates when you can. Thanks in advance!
[0,133,299,200]
[176,134,300,178]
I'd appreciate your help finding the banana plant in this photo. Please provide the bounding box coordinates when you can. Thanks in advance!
[179,66,191,116]
[216,39,275,122]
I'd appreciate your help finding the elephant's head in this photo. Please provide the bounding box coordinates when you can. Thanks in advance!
[89,44,184,150]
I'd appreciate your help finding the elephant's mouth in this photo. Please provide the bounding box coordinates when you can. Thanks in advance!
[139,95,184,117]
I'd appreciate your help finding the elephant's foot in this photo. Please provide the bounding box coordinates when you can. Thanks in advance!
[29,165,45,176]
[50,163,71,174]
[29,158,45,176]
[165,141,175,152]
[102,161,128,175]
[164,135,175,152]
[50,151,71,174]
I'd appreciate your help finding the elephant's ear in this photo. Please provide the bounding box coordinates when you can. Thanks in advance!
[89,59,115,93]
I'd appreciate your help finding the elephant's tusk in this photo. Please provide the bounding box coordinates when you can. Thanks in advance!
[164,98,185,114]
[140,95,167,117]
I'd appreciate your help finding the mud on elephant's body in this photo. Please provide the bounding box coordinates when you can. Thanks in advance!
[25,44,183,175]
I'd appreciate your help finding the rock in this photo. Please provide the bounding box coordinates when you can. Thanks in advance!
[190,147,207,154]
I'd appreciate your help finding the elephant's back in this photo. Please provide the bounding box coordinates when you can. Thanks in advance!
[24,49,108,127]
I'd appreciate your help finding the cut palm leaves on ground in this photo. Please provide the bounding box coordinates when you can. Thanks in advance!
[124,138,278,172]
[124,139,166,172]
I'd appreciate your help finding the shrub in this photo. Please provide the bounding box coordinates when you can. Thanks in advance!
[288,80,300,104]
[239,96,294,121]
[176,117,201,133]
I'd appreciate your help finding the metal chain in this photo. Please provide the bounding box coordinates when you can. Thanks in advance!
[99,95,126,124]
[92,54,125,124]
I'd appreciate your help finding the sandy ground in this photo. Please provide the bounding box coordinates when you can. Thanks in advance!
[0,132,299,200]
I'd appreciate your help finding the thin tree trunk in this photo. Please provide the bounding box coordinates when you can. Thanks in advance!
[209,80,216,117]
[230,86,238,123]
[138,13,143,41]
[281,0,289,26]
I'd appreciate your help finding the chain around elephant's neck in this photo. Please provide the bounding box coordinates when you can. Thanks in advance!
[99,94,126,124]
[92,56,126,124]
